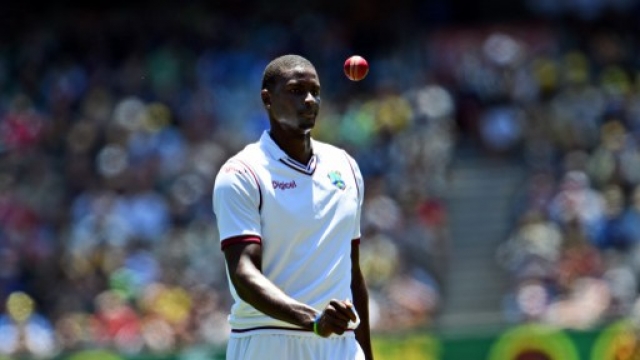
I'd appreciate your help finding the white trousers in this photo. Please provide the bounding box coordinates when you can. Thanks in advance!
[226,333,365,360]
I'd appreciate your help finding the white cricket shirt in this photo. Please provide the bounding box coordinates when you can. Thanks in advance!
[213,131,364,334]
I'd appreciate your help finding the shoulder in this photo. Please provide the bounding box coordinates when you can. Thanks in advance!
[214,143,264,189]
[220,142,267,172]
[313,139,357,163]
[312,138,340,153]
[314,139,362,175]
[234,142,266,164]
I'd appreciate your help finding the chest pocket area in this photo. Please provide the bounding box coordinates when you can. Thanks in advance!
[315,167,359,215]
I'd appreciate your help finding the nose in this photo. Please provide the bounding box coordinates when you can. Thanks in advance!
[304,92,319,107]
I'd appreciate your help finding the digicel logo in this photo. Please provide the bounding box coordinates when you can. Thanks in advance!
[272,180,297,190]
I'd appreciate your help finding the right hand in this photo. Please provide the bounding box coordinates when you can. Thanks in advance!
[315,299,358,337]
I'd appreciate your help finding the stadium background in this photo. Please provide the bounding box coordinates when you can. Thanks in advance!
[1,0,640,358]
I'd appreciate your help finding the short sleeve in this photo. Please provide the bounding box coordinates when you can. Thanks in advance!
[212,160,262,246]
[345,152,365,241]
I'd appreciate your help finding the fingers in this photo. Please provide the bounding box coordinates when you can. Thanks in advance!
[317,299,357,336]
[329,299,357,322]
[344,299,358,322]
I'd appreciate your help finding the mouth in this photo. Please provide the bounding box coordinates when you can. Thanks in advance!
[300,112,317,120]
[299,112,316,124]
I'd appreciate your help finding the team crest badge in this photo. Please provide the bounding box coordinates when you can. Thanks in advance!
[328,171,346,190]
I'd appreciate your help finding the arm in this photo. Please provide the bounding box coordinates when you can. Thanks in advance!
[215,161,317,328]
[224,242,319,330]
[351,241,374,360]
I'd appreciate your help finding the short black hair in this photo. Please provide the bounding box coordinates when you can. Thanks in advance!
[262,54,315,91]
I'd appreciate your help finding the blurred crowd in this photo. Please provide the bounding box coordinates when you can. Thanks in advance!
[0,3,453,358]
[470,14,640,331]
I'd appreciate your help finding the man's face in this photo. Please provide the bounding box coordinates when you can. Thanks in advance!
[264,65,321,136]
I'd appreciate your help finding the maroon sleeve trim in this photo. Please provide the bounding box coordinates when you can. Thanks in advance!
[221,235,262,251]
[352,238,361,245]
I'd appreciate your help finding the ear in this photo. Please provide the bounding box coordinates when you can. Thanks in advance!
[261,89,271,109]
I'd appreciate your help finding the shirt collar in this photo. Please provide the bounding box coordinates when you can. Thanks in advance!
[260,131,318,175]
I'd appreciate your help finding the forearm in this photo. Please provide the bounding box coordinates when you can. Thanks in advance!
[233,267,319,330]
[352,270,374,360]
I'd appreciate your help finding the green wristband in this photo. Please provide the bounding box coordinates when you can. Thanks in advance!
[313,314,322,336]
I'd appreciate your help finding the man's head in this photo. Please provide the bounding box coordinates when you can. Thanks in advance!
[261,55,321,136]
[262,55,316,92]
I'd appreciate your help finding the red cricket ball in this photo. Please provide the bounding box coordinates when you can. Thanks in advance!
[344,55,369,81]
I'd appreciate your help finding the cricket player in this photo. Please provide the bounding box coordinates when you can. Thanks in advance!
[213,54,373,360]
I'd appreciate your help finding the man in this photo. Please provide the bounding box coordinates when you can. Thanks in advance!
[213,54,373,360]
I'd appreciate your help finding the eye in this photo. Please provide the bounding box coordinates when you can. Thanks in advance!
[289,88,303,95]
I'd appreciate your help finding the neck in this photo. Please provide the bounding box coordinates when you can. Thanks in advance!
[269,130,312,164]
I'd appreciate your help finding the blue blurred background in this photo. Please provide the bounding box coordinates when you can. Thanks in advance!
[1,0,640,358]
